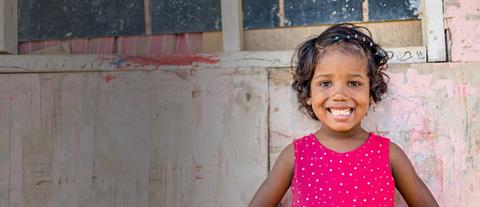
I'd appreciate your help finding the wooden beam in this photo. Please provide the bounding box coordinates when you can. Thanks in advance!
[362,0,369,22]
[0,0,18,54]
[278,0,285,27]
[421,0,446,62]
[220,0,244,51]
[144,0,152,35]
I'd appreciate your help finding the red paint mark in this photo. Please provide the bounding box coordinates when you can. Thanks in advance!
[96,54,219,69]
[103,74,117,83]
[96,55,118,61]
[124,54,219,66]
[458,81,468,96]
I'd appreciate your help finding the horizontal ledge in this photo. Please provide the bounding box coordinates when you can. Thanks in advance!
[221,47,426,68]
[0,47,426,73]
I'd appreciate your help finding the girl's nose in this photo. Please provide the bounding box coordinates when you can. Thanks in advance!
[332,86,348,101]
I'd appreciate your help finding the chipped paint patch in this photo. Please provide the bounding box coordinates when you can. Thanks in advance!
[445,0,480,61]
[97,54,220,69]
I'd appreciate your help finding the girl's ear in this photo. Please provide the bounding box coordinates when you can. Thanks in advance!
[369,96,374,105]
[369,96,376,111]
[306,98,312,105]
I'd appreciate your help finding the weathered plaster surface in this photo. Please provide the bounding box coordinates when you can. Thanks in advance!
[0,68,268,206]
[445,0,480,62]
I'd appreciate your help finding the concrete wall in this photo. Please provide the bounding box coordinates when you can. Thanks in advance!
[0,55,478,206]
[0,0,478,206]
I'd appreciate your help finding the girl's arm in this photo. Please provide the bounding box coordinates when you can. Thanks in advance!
[249,143,294,207]
[390,142,439,207]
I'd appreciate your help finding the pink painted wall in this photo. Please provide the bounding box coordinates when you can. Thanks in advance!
[7,1,480,206]
[0,54,478,206]
[19,33,203,55]
[445,0,480,62]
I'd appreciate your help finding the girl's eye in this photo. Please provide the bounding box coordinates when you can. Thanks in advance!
[349,81,361,87]
[319,81,331,87]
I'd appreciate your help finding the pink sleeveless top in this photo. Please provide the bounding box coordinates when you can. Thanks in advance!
[291,133,394,207]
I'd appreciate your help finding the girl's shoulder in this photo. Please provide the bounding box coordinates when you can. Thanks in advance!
[369,132,391,141]
[368,133,402,153]
[292,133,315,145]
[275,134,313,165]
[369,132,392,147]
[370,133,406,165]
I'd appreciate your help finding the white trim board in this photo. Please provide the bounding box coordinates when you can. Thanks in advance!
[0,0,17,54]
[421,0,446,62]
[221,0,244,51]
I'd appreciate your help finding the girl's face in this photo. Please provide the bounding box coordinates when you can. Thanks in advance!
[308,47,370,133]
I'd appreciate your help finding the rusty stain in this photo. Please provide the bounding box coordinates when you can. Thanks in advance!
[192,90,201,97]
[35,180,53,186]
[102,74,117,83]
[194,165,203,180]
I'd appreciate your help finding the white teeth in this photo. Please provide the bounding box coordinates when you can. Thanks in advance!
[330,109,352,116]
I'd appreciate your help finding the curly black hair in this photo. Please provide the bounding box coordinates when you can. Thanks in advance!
[291,23,389,120]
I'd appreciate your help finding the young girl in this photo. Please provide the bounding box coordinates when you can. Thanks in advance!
[249,24,438,207]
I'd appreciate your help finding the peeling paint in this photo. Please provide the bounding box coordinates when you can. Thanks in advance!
[97,54,220,69]
[445,0,480,62]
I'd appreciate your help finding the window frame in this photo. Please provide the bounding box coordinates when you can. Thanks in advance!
[220,0,446,64]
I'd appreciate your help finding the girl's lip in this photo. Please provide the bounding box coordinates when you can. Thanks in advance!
[327,108,353,121]
[327,107,354,109]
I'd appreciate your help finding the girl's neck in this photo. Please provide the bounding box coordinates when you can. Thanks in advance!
[317,124,367,140]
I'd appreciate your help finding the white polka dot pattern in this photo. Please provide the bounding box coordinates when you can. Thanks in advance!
[291,133,395,207]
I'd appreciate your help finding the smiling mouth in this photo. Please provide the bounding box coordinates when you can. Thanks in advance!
[327,108,353,116]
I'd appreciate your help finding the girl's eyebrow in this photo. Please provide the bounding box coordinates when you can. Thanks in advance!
[348,73,367,79]
[313,73,333,80]
[313,73,366,80]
